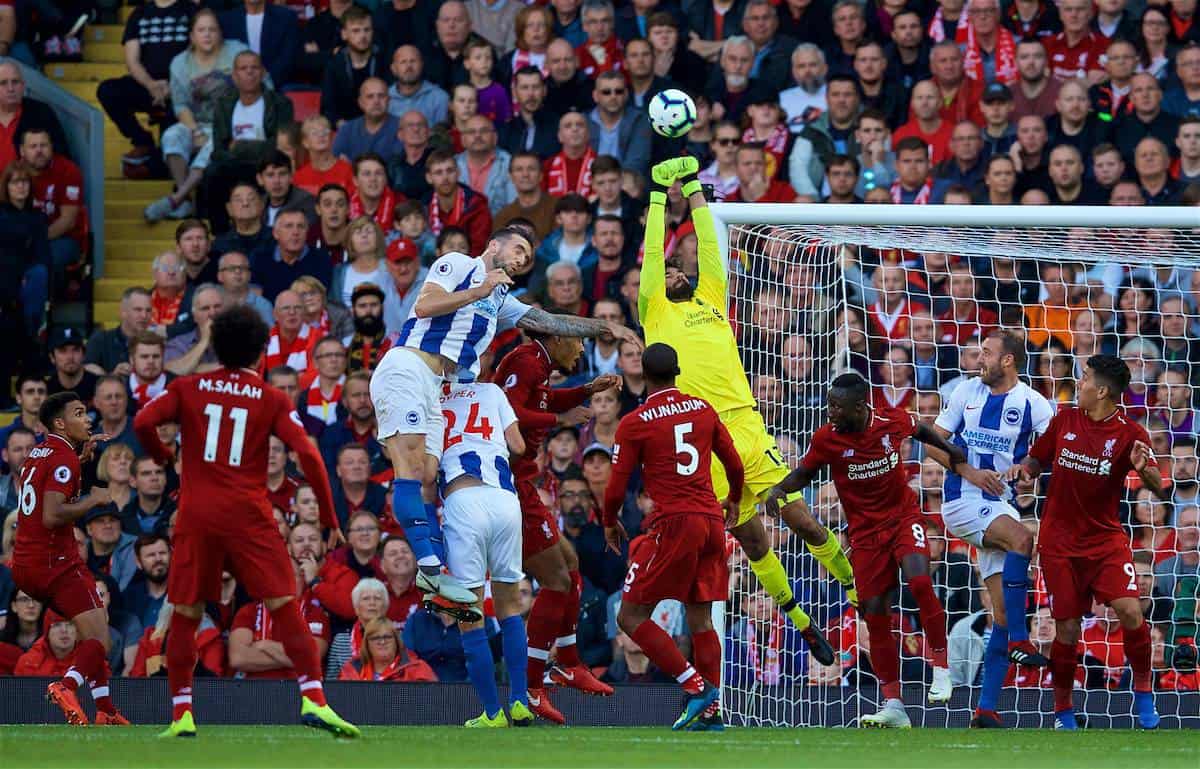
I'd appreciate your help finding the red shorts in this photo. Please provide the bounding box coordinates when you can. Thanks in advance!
[517,478,560,560]
[12,558,104,620]
[169,515,294,605]
[849,516,930,601]
[1041,546,1139,621]
[623,515,728,605]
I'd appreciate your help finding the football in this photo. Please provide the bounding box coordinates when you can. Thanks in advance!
[648,89,697,139]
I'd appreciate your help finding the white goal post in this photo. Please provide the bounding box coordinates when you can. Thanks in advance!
[706,203,1200,728]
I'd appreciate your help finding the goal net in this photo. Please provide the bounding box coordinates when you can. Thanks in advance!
[713,205,1200,728]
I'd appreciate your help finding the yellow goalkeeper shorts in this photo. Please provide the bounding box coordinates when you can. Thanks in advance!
[710,407,799,528]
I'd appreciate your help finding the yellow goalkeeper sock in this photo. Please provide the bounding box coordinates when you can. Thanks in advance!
[748,550,811,631]
[806,528,854,587]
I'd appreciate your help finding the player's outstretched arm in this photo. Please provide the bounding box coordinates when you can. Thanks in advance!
[913,423,969,477]
[516,307,641,348]
[921,424,1006,496]
[638,173,669,321]
[42,487,111,528]
[132,384,182,465]
[763,465,818,517]
[1004,456,1043,483]
[413,267,511,319]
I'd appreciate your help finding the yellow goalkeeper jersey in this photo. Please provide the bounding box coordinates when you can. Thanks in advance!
[639,202,755,414]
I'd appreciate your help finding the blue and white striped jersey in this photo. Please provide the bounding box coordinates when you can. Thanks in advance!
[396,251,530,381]
[934,377,1055,504]
[439,382,519,495]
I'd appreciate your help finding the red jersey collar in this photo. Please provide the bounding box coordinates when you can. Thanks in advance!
[532,340,551,367]
[646,387,681,405]
[47,433,74,451]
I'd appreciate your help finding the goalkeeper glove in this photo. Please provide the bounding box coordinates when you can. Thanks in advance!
[650,156,700,190]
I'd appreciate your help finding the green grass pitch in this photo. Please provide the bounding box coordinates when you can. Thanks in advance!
[1,726,1196,768]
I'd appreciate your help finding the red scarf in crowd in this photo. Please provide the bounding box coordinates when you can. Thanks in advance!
[349,188,398,232]
[150,289,183,326]
[545,147,595,198]
[305,309,331,338]
[890,177,933,204]
[129,372,168,410]
[930,1,1016,84]
[428,187,465,237]
[576,37,623,77]
[265,324,314,373]
[745,616,784,686]
[743,123,789,179]
[304,374,344,427]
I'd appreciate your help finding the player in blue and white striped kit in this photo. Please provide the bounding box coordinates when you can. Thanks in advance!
[928,330,1056,728]
[438,381,534,727]
[369,225,639,617]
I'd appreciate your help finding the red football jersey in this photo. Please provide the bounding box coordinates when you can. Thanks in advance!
[799,406,921,542]
[1028,406,1153,558]
[1043,31,1107,81]
[231,595,330,679]
[11,434,82,572]
[602,387,743,528]
[133,368,339,533]
[495,341,589,482]
[31,156,87,246]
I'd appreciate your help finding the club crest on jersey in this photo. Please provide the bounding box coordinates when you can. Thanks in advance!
[1064,432,1076,441]
[504,374,517,390]
[54,465,71,483]
[881,435,893,454]
[1103,438,1117,457]
[405,410,420,427]
[1004,407,1021,426]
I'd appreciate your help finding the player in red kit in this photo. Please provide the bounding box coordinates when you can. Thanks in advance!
[765,372,970,728]
[604,343,742,731]
[1007,354,1165,730]
[11,391,128,726]
[495,325,622,723]
[133,305,358,739]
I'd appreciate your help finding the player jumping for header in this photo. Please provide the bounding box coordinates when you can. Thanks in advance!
[765,372,969,728]
[925,330,1056,728]
[135,306,358,739]
[1006,354,1165,730]
[12,391,129,726]
[370,225,639,619]
[640,155,842,665]
[604,343,742,731]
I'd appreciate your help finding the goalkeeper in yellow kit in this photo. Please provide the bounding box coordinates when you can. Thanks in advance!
[640,156,855,664]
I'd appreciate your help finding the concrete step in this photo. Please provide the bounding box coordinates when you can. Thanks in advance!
[105,238,176,258]
[45,62,125,81]
[94,302,118,326]
[105,218,178,240]
[86,25,125,44]
[57,81,99,101]
[104,180,173,201]
[101,258,157,278]
[104,200,161,218]
[83,42,124,64]
[96,276,144,301]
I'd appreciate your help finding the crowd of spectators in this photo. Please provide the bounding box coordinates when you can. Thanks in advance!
[0,0,1197,697]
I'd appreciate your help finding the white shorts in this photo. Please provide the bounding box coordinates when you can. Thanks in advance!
[941,498,1019,579]
[443,485,524,589]
[370,347,444,458]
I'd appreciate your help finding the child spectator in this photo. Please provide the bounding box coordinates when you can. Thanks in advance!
[463,38,512,124]
[392,200,437,264]
[293,116,354,197]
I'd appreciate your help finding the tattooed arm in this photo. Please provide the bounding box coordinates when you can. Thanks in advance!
[517,306,643,347]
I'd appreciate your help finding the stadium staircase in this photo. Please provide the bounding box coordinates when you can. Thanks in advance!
[44,4,175,330]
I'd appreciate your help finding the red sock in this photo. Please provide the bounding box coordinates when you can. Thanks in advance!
[865,613,900,701]
[63,637,105,692]
[166,612,201,721]
[555,571,583,667]
[1123,621,1153,693]
[268,602,327,706]
[1050,639,1077,713]
[526,587,568,688]
[908,574,948,668]
[90,661,116,715]
[692,629,721,686]
[630,619,695,690]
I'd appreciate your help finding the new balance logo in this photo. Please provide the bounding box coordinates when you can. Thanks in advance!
[1064,432,1076,441]
[842,449,855,458]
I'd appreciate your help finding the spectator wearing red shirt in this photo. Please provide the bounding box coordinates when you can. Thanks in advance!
[348,152,398,232]
[228,581,331,679]
[1081,602,1127,690]
[380,537,422,628]
[13,613,77,677]
[867,262,928,341]
[0,61,69,175]
[337,616,437,681]
[291,522,357,622]
[425,148,491,254]
[726,144,801,202]
[544,111,596,198]
[872,344,917,412]
[937,264,998,345]
[332,443,388,529]
[929,41,985,127]
[294,116,354,197]
[1042,0,1107,82]
[129,607,226,678]
[576,0,623,78]
[266,435,301,514]
[893,81,954,163]
[19,127,85,270]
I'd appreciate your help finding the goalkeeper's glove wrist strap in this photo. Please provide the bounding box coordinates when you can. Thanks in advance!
[680,175,702,197]
[649,189,668,206]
